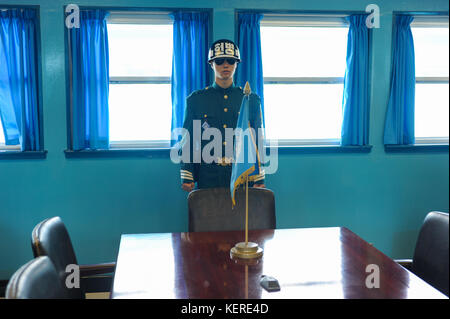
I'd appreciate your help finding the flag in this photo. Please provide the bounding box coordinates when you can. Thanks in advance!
[230,82,262,206]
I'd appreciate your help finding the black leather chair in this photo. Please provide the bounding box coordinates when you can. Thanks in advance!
[188,187,276,232]
[6,256,69,299]
[31,216,115,298]
[397,211,449,296]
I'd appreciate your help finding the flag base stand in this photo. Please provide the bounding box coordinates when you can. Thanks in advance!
[230,241,263,259]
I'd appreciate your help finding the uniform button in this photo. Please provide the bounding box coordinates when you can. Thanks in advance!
[223,124,227,128]
[224,95,228,99]
[204,114,207,118]
[223,141,227,146]
[224,108,228,112]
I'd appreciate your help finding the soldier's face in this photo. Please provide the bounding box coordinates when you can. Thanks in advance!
[211,59,237,80]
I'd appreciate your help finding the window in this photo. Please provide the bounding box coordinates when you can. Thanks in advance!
[260,15,349,144]
[107,12,173,148]
[0,7,39,152]
[0,111,19,150]
[0,120,18,150]
[411,16,449,143]
[0,121,4,144]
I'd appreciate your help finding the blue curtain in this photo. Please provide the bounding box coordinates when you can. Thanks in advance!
[384,15,415,145]
[69,10,109,150]
[341,15,370,146]
[237,13,265,127]
[171,12,209,146]
[0,9,40,151]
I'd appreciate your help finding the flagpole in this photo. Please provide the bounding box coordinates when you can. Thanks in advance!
[245,175,248,246]
[230,81,263,260]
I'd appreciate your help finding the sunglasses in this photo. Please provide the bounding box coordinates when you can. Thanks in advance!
[213,58,237,65]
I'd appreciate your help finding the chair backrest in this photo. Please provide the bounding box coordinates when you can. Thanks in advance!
[412,211,449,296]
[188,187,276,232]
[6,256,69,299]
[31,216,82,298]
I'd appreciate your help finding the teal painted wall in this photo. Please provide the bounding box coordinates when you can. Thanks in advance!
[0,0,448,279]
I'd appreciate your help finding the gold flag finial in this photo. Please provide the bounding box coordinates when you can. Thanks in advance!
[243,81,251,96]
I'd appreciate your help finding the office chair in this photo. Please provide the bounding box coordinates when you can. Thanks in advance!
[188,187,276,232]
[397,211,449,296]
[31,216,115,298]
[6,256,69,299]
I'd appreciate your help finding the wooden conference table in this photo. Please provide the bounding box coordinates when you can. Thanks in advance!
[111,227,447,299]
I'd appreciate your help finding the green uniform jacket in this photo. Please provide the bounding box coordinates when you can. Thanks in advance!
[180,82,265,189]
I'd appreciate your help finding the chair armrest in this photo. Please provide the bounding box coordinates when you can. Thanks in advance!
[395,259,413,271]
[80,262,116,277]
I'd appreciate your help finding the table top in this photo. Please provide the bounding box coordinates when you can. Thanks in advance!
[111,227,447,299]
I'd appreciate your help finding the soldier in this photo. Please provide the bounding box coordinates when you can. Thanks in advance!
[180,39,265,192]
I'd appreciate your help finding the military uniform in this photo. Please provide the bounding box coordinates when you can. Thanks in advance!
[180,82,265,189]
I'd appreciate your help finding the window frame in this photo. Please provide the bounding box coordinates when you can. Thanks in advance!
[106,11,173,149]
[0,143,21,151]
[410,15,449,145]
[260,14,349,147]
